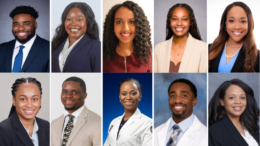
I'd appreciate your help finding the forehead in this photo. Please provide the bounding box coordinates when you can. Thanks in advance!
[16,83,40,93]
[225,84,245,94]
[13,14,34,21]
[169,82,192,92]
[227,6,247,18]
[172,7,189,16]
[115,6,135,19]
[67,7,85,17]
[62,81,82,89]
[120,81,138,90]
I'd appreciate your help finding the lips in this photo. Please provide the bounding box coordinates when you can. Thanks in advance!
[70,28,80,33]
[121,32,131,39]
[65,99,74,105]
[124,101,134,106]
[175,28,184,32]
[172,104,186,112]
[233,106,242,111]
[232,31,242,36]
[23,109,35,115]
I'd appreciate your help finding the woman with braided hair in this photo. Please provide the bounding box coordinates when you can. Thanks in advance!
[0,77,49,146]
[103,1,152,73]
[154,3,207,73]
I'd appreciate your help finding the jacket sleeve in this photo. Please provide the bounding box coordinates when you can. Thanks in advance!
[91,41,101,72]
[199,43,207,73]
[92,119,101,146]
[154,45,159,73]
[141,119,152,146]
[104,120,114,146]
[209,129,221,146]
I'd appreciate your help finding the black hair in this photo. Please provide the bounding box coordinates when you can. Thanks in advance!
[63,76,86,93]
[118,78,142,93]
[209,79,259,135]
[10,5,39,19]
[165,3,202,41]
[52,2,99,51]
[9,77,42,117]
[103,1,152,65]
[168,78,197,98]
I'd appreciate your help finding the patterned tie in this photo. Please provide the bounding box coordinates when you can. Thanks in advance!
[62,115,75,146]
[13,45,25,72]
[167,124,181,146]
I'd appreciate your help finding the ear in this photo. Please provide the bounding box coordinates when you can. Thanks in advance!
[35,22,38,29]
[12,97,16,106]
[192,97,198,106]
[139,92,142,101]
[84,93,87,99]
[219,98,224,106]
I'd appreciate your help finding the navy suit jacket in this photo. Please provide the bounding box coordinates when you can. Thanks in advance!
[0,111,50,146]
[52,34,101,72]
[0,35,49,72]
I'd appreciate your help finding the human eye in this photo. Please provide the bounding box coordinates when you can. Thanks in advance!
[182,94,187,98]
[241,96,246,100]
[32,98,38,101]
[116,20,122,24]
[66,18,72,21]
[183,18,188,21]
[72,91,78,95]
[228,19,234,23]
[129,20,135,24]
[13,23,19,27]
[172,18,177,21]
[169,94,176,98]
[229,96,234,99]
[62,91,67,94]
[241,20,247,23]
[77,19,82,21]
[130,92,137,96]
[20,98,26,101]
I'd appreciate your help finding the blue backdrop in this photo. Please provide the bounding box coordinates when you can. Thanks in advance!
[103,73,152,144]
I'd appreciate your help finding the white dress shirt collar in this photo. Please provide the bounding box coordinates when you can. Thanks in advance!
[19,118,39,146]
[63,104,85,119]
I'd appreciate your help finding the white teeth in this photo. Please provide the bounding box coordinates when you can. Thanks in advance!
[233,32,241,35]
[122,34,130,36]
[175,106,183,109]
[71,29,79,32]
[24,110,34,114]
[176,28,184,31]
[233,107,241,110]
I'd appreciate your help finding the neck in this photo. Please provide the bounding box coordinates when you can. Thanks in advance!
[228,114,241,125]
[124,108,136,120]
[116,41,134,57]
[227,38,243,47]
[172,113,192,124]
[18,116,34,129]
[69,37,78,48]
[172,34,189,45]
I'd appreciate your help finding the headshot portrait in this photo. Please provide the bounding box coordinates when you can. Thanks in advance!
[154,0,207,73]
[154,73,207,146]
[51,73,101,146]
[208,73,259,145]
[0,73,50,146]
[208,0,260,72]
[103,73,152,145]
[51,0,101,72]
[103,0,153,73]
[0,0,50,72]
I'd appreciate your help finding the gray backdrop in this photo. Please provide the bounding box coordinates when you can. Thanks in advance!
[0,0,50,44]
[0,73,50,122]
[154,73,207,128]
[154,0,207,46]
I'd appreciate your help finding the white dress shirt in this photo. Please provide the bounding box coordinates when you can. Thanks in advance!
[58,35,84,72]
[60,105,85,144]
[241,128,259,146]
[20,118,39,146]
[12,34,37,71]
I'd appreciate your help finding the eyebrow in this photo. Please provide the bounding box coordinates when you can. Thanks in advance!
[228,16,247,19]
[228,94,246,96]
[114,18,135,20]
[13,21,30,24]
[18,95,39,97]
[169,90,190,94]
[172,15,189,17]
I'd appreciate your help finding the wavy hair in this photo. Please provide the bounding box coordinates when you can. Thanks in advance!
[209,79,259,135]
[52,2,99,51]
[208,2,257,72]
[165,3,202,40]
[103,1,152,65]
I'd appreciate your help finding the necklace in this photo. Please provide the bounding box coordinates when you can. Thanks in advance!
[225,42,242,58]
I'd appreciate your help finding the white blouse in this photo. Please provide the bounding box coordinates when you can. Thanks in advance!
[240,128,258,146]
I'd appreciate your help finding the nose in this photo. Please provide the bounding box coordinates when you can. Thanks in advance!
[234,98,241,104]
[26,100,32,107]
[175,95,182,103]
[234,22,241,29]
[177,19,182,26]
[123,22,130,31]
[19,24,25,30]
[125,93,132,100]
[71,19,78,26]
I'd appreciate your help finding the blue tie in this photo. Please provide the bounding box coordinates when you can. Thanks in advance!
[13,45,25,72]
[167,125,181,146]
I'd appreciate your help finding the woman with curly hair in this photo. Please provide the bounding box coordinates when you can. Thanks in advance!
[209,79,259,146]
[103,1,152,73]
[154,3,207,73]
[209,2,259,72]
[52,2,101,72]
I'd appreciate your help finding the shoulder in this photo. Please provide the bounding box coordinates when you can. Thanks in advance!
[154,121,167,134]
[0,118,12,130]
[51,114,64,126]
[140,114,152,123]
[192,38,207,51]
[0,40,15,49]
[155,39,170,50]
[209,120,224,135]
[36,36,49,45]
[87,109,101,121]
[36,117,50,128]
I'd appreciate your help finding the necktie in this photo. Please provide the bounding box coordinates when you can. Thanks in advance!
[13,45,25,72]
[167,124,181,146]
[62,115,75,146]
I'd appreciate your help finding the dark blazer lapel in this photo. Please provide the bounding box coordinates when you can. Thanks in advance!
[231,47,244,72]
[10,112,34,146]
[209,46,224,72]
[36,118,46,146]
[63,35,89,71]
[5,40,16,72]
[252,132,259,144]
[52,40,66,72]
[222,116,248,146]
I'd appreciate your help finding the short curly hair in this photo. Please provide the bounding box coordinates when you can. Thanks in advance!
[10,5,39,19]
[103,1,152,65]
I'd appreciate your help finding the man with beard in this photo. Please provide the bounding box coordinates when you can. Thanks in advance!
[154,79,207,146]
[0,6,49,72]
[51,77,101,146]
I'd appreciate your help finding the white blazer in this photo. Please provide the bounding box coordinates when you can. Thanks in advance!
[154,115,207,146]
[104,108,152,146]
[154,33,207,73]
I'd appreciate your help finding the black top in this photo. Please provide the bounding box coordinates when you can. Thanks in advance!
[0,111,50,146]
[117,117,128,139]
[209,115,259,146]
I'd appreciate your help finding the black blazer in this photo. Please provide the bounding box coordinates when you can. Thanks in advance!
[209,115,259,146]
[0,35,49,72]
[52,34,101,72]
[0,111,50,146]
[208,44,259,72]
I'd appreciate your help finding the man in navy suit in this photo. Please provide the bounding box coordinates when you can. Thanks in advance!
[0,6,49,72]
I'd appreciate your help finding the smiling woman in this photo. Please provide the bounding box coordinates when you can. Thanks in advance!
[0,77,49,146]
[52,2,101,72]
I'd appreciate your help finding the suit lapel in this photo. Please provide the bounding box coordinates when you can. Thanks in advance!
[179,34,194,72]
[252,132,259,144]
[21,36,42,72]
[157,118,171,146]
[5,40,16,72]
[164,37,172,72]
[53,40,66,72]
[210,46,224,72]
[10,112,34,146]
[55,115,65,146]
[231,47,244,72]
[36,118,46,146]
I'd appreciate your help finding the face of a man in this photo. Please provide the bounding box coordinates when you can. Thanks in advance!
[168,82,197,123]
[61,81,87,114]
[12,14,37,44]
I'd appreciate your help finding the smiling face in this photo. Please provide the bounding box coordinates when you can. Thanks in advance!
[64,8,87,41]
[12,14,37,44]
[119,81,141,112]
[114,6,136,45]
[225,6,248,44]
[61,81,87,114]
[170,7,190,38]
[13,83,41,122]
[168,82,197,123]
[219,85,247,119]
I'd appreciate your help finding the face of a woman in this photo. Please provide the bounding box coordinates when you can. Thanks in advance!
[114,6,136,44]
[170,7,190,38]
[225,6,248,44]
[64,8,87,40]
[13,83,41,122]
[220,85,247,118]
[119,81,141,111]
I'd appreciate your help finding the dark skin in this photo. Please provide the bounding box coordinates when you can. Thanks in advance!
[168,82,197,123]
[61,81,87,114]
